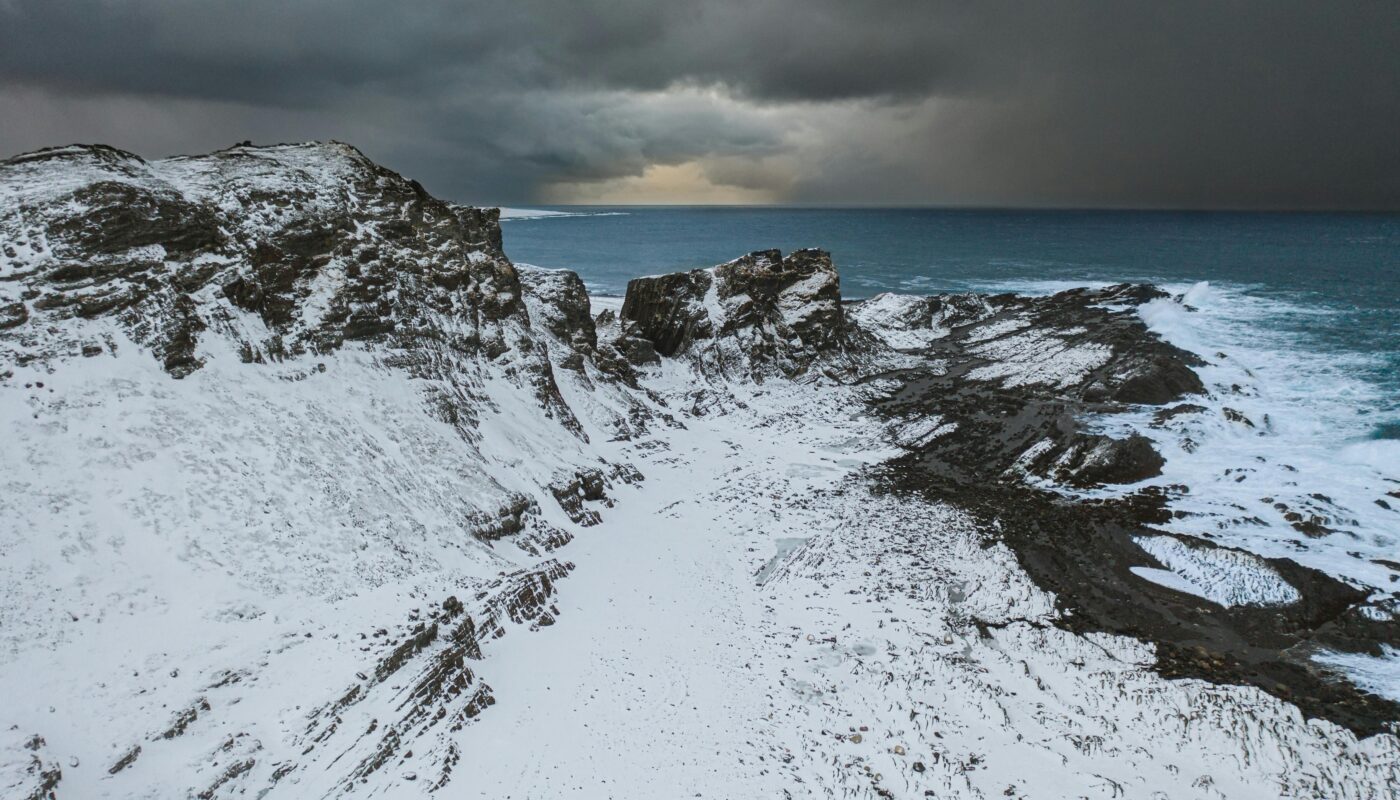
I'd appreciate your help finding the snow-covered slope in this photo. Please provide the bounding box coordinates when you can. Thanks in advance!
[1,143,649,798]
[2,143,1397,799]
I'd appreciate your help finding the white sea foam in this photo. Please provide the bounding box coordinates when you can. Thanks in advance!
[1127,282,1398,589]
[499,207,630,220]
[1314,646,1400,703]
[963,278,1398,590]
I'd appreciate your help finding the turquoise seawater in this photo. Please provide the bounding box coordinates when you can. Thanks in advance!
[503,207,1400,441]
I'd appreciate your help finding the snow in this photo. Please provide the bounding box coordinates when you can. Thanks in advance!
[441,375,1399,799]
[968,325,1113,389]
[1133,535,1301,608]
[847,293,950,349]
[588,294,625,314]
[499,208,630,220]
[1131,566,1213,597]
[3,304,1397,797]
[499,207,573,219]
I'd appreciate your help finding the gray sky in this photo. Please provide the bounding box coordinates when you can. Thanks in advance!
[2,1,1398,208]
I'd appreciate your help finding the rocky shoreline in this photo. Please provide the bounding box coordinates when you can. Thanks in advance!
[854,287,1400,734]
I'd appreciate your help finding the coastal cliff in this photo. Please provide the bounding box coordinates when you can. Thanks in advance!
[3,143,1397,799]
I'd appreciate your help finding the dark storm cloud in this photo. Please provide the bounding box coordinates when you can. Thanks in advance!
[1,1,1397,208]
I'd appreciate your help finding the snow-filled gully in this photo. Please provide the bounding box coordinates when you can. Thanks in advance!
[450,381,1400,799]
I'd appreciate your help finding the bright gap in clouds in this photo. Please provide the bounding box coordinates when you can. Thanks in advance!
[542,160,783,204]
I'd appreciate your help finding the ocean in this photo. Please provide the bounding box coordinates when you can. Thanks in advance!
[503,206,1400,594]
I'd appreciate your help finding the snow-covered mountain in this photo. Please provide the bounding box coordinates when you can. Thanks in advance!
[2,143,1396,799]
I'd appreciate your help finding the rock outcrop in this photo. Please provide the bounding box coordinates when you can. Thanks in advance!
[858,284,1400,736]
[0,141,588,439]
[616,248,873,380]
[865,284,1203,488]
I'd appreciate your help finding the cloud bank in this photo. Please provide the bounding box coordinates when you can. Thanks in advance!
[2,1,1397,207]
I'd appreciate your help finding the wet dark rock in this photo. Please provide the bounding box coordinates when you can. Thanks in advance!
[1223,407,1255,427]
[1056,433,1165,487]
[1098,283,1171,305]
[1151,403,1206,425]
[1103,353,1205,405]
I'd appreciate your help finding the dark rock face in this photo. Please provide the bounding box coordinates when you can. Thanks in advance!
[549,464,643,526]
[50,181,222,257]
[620,268,716,357]
[617,248,871,379]
[0,301,27,329]
[517,267,598,366]
[928,292,997,329]
[714,248,845,351]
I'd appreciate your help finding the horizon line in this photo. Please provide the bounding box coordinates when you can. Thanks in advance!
[496,202,1400,214]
